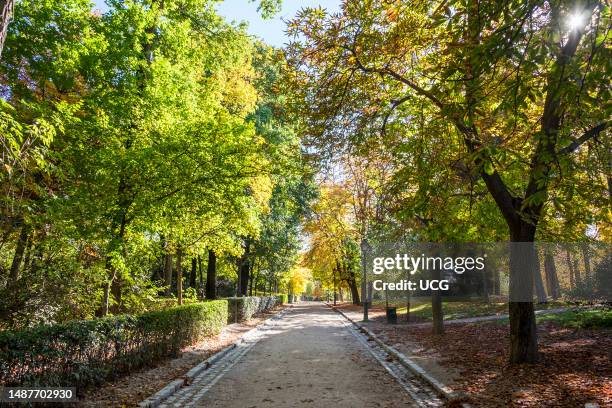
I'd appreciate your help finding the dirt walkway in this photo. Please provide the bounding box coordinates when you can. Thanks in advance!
[161,302,418,407]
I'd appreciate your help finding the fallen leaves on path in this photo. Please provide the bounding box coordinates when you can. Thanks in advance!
[373,320,611,407]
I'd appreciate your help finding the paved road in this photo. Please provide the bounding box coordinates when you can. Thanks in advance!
[161,302,435,407]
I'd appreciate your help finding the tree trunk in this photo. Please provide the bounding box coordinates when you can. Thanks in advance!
[9,222,28,283]
[100,257,113,317]
[110,274,122,312]
[238,240,250,296]
[248,262,254,296]
[348,278,360,305]
[494,266,501,295]
[176,248,183,305]
[567,250,575,288]
[573,258,581,286]
[482,257,490,304]
[333,266,337,306]
[107,210,128,315]
[198,255,204,299]
[0,0,14,61]
[533,251,547,303]
[508,225,538,364]
[544,251,560,299]
[164,253,173,296]
[205,249,217,300]
[189,257,197,288]
[253,267,261,296]
[581,245,591,282]
[431,266,444,335]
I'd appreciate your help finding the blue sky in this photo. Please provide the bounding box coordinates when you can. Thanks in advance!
[92,0,341,48]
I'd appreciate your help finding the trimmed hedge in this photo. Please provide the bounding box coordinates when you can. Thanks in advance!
[227,296,281,323]
[0,300,228,388]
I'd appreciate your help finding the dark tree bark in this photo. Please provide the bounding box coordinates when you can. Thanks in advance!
[508,229,538,364]
[348,277,360,305]
[176,248,183,305]
[189,257,197,288]
[198,255,204,298]
[431,265,444,335]
[248,262,254,296]
[205,249,217,300]
[238,239,250,296]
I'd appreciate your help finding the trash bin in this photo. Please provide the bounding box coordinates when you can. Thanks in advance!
[386,307,398,324]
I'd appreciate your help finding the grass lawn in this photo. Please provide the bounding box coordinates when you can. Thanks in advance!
[535,308,612,329]
[387,300,572,321]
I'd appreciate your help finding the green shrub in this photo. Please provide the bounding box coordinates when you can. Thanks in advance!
[226,296,278,323]
[0,300,227,388]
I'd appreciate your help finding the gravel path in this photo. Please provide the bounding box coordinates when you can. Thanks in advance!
[160,302,439,407]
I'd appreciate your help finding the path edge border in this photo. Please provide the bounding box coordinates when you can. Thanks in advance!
[137,305,293,408]
[326,303,472,407]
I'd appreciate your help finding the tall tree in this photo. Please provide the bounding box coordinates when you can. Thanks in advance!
[287,0,610,363]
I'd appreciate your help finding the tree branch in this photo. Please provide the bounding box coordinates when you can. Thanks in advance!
[557,121,608,155]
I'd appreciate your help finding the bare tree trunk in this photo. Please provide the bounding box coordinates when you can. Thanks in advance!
[333,266,337,305]
[248,262,254,296]
[431,266,444,335]
[189,257,197,288]
[508,232,538,364]
[205,249,217,300]
[348,277,360,305]
[482,257,490,304]
[494,265,501,295]
[238,239,250,296]
[164,253,173,296]
[0,0,14,60]
[573,258,581,286]
[567,250,575,288]
[9,222,28,283]
[176,247,183,305]
[533,251,547,303]
[198,255,204,299]
[581,245,591,282]
[544,251,560,299]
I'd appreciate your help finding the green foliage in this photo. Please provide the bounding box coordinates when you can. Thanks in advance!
[0,300,227,387]
[0,0,312,327]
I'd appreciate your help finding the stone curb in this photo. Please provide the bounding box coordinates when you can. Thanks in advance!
[326,303,471,407]
[138,379,184,408]
[138,305,292,408]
